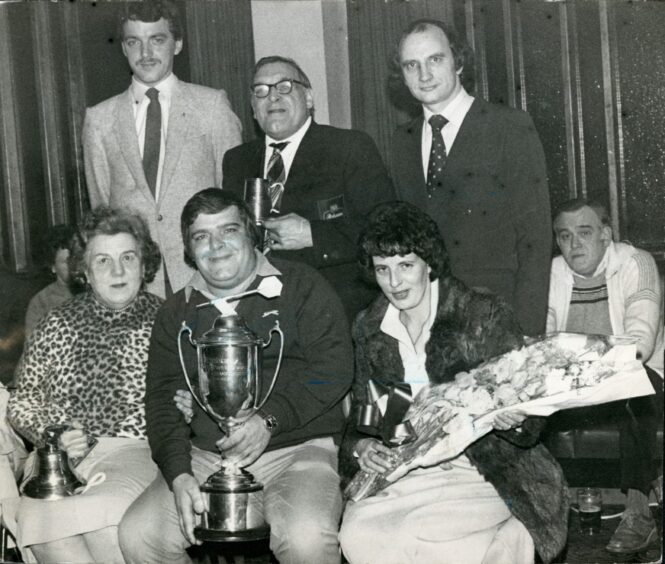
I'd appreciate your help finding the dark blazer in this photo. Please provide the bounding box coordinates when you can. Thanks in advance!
[339,276,569,563]
[390,99,552,336]
[223,121,395,318]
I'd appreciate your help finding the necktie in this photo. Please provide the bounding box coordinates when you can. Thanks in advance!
[426,114,448,196]
[266,141,289,211]
[267,142,289,185]
[263,142,289,254]
[143,88,161,197]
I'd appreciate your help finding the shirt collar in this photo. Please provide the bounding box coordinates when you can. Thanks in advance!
[184,249,281,303]
[422,87,474,128]
[130,73,178,104]
[265,116,312,148]
[380,279,439,348]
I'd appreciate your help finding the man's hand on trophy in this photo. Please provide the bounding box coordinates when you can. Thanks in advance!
[216,414,270,468]
[174,390,194,423]
[172,473,206,545]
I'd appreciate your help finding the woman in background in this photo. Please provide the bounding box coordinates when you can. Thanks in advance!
[338,202,568,564]
[24,224,78,336]
[8,207,163,563]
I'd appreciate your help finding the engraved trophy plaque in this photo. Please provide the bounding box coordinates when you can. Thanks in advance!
[178,286,283,541]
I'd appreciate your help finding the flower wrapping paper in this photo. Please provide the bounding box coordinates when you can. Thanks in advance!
[345,332,655,502]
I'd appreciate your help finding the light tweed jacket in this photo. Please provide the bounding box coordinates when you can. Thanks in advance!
[83,78,242,296]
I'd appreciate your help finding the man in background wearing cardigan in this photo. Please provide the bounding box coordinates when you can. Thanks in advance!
[547,198,663,554]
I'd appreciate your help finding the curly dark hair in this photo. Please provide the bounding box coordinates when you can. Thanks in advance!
[117,0,183,42]
[69,207,162,287]
[180,188,261,270]
[388,19,476,112]
[358,201,450,283]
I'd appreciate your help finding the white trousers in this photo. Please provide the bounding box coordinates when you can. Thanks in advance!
[120,437,342,564]
[339,461,535,564]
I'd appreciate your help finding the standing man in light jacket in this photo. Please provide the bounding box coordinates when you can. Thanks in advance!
[547,197,663,555]
[83,0,242,297]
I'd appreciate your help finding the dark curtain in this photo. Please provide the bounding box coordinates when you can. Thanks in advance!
[185,0,257,142]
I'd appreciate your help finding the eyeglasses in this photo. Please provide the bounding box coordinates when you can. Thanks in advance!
[251,79,307,99]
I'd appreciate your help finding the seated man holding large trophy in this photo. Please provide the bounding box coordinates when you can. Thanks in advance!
[119,188,353,564]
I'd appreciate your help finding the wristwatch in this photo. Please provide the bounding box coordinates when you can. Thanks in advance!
[258,410,278,434]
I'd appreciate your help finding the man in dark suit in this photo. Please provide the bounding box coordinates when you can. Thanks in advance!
[83,1,242,297]
[222,56,394,318]
[389,19,552,336]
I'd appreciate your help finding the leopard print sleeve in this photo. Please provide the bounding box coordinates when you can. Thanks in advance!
[8,312,72,445]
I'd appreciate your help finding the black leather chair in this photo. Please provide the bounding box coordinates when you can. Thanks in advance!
[543,400,663,488]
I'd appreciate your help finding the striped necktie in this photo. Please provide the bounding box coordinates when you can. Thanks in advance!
[267,142,289,185]
[266,141,289,211]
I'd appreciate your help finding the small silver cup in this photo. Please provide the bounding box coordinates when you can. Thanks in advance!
[243,178,272,225]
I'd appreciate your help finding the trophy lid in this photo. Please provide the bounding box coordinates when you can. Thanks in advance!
[197,315,261,347]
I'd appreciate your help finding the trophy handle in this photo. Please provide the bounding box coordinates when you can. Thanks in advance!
[178,322,211,418]
[255,321,284,410]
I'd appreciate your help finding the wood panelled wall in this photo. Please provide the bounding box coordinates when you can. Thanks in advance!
[0,0,255,274]
[347,0,665,262]
[2,0,664,274]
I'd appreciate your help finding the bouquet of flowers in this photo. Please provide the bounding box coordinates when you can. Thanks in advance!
[345,332,654,502]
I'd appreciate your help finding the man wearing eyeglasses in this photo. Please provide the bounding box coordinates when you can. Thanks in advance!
[222,56,395,319]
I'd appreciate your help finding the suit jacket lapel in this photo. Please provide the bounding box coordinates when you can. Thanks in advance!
[401,116,428,210]
[114,89,153,203]
[285,121,318,187]
[252,142,267,178]
[160,81,191,201]
[445,98,484,165]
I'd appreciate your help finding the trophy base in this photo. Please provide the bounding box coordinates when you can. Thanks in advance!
[194,523,270,543]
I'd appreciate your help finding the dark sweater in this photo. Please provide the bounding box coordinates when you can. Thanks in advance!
[340,276,569,564]
[146,257,353,487]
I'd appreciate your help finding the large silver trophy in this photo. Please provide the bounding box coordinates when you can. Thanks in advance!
[178,277,284,542]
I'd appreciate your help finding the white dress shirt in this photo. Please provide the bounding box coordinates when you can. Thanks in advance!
[420,88,475,180]
[262,116,312,181]
[380,280,439,396]
[130,72,178,200]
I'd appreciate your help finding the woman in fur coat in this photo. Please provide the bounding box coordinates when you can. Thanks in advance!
[338,202,569,564]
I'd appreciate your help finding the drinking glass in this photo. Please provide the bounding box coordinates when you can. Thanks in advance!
[577,487,602,534]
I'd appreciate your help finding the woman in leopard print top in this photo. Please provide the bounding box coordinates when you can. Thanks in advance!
[8,207,163,564]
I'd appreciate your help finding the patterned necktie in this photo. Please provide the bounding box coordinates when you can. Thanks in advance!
[426,114,448,196]
[267,142,289,185]
[266,141,289,211]
[143,88,161,197]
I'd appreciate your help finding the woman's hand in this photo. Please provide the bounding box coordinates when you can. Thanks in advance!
[493,410,527,431]
[58,423,89,459]
[174,390,194,423]
[355,438,395,474]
